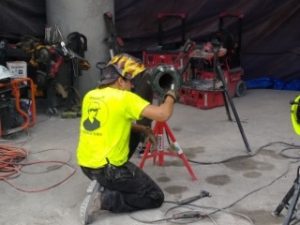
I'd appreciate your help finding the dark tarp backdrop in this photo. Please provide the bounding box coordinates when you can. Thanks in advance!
[0,0,46,42]
[115,0,300,90]
[0,0,300,89]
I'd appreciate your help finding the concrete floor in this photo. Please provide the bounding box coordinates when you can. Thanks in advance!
[1,89,300,225]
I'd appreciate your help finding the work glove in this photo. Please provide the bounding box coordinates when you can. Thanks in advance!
[163,90,178,103]
[144,127,157,146]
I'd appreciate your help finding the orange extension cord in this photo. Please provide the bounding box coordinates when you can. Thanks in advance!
[0,144,76,193]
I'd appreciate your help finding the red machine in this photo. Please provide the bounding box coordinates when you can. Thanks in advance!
[179,12,246,109]
[142,12,251,155]
[143,12,246,109]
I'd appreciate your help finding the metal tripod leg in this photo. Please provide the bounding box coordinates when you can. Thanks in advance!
[273,185,295,216]
[283,182,300,225]
[221,90,233,121]
[273,166,300,225]
[214,62,251,153]
[163,122,197,180]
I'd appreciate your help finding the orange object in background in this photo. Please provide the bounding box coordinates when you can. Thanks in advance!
[0,77,36,136]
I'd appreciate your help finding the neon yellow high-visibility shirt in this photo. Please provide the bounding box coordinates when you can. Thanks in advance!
[76,87,149,168]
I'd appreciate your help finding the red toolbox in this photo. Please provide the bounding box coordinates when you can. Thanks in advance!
[199,67,244,97]
[179,67,245,109]
[179,88,224,109]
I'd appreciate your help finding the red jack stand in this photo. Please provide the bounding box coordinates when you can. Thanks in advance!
[139,121,197,180]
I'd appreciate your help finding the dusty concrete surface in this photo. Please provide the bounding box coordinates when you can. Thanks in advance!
[1,89,300,225]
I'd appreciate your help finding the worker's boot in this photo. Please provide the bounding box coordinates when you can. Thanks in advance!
[79,180,103,225]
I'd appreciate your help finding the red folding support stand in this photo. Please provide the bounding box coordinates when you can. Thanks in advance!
[139,121,197,180]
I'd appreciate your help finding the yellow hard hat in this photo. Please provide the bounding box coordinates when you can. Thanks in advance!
[108,53,146,80]
[291,95,300,135]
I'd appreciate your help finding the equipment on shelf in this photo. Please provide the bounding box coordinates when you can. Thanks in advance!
[15,26,90,116]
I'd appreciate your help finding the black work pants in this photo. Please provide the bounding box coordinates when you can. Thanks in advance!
[80,131,164,213]
[81,161,164,213]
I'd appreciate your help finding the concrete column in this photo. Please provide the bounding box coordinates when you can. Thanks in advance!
[46,0,114,95]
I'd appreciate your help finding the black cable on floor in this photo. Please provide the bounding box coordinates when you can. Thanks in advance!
[130,141,300,224]
[188,141,300,165]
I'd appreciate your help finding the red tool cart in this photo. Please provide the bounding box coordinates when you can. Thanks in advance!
[144,12,251,153]
[179,12,246,109]
[143,12,247,109]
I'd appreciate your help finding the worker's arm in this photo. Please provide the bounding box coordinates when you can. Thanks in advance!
[131,123,156,145]
[141,95,175,122]
[131,123,151,133]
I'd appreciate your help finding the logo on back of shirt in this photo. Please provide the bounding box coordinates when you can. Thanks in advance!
[82,94,109,134]
[83,101,101,131]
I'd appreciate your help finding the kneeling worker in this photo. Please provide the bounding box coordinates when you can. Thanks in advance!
[76,53,177,224]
